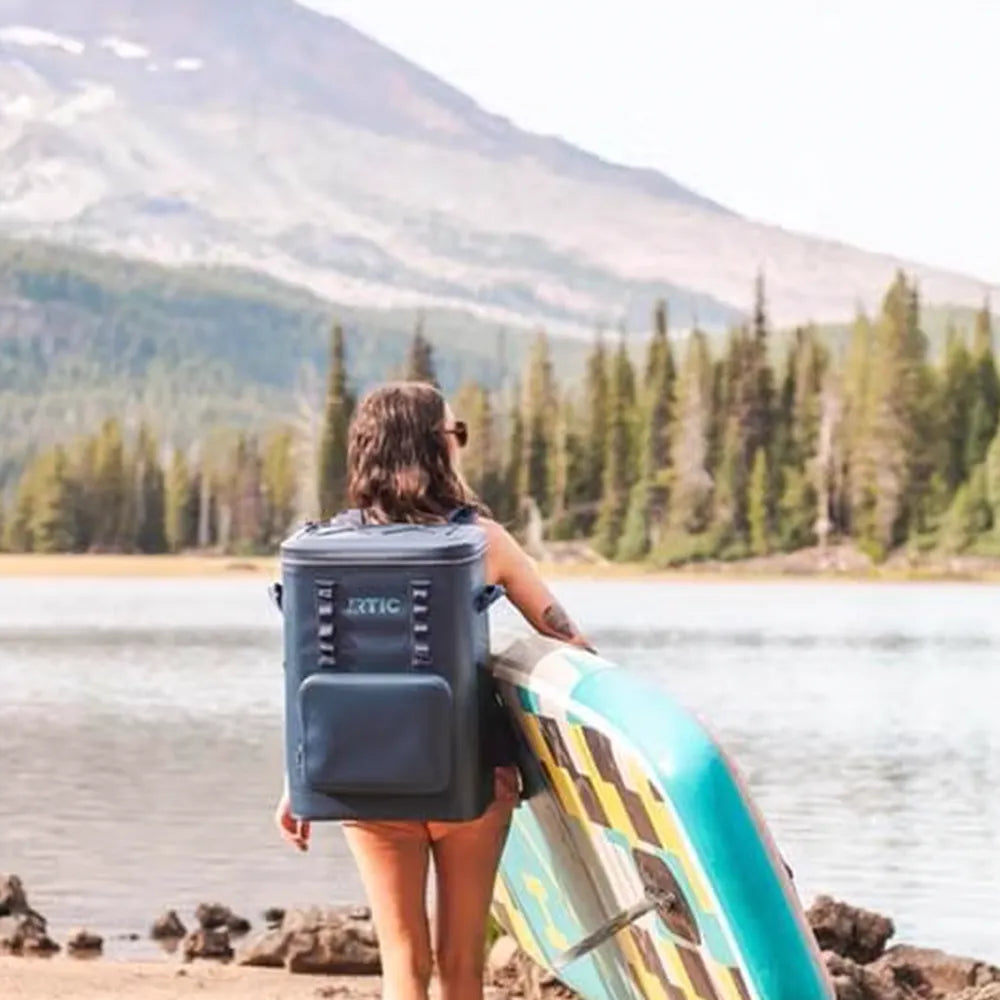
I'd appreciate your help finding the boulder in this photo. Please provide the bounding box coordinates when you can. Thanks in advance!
[237,905,380,975]
[0,875,29,917]
[823,952,909,1000]
[150,909,187,940]
[0,912,60,957]
[66,928,104,956]
[263,907,285,929]
[0,879,59,958]
[808,895,896,964]
[227,912,252,935]
[952,987,1000,1000]
[183,927,234,962]
[870,945,1000,998]
[195,902,251,935]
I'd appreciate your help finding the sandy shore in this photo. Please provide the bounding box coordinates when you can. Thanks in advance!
[0,553,279,578]
[0,957,381,1000]
[1,551,998,583]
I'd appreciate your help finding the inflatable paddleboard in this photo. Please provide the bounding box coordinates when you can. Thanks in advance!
[490,634,834,1000]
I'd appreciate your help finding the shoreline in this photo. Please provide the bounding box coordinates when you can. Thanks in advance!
[1,551,999,583]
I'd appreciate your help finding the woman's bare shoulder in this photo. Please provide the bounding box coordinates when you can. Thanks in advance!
[477,518,524,576]
[478,517,517,550]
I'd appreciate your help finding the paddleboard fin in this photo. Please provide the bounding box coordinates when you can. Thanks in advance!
[552,889,678,971]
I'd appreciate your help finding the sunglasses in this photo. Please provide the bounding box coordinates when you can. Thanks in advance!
[444,420,468,449]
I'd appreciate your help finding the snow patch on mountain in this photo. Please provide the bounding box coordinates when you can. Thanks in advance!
[0,92,34,117]
[100,36,149,60]
[173,57,202,72]
[47,83,116,125]
[0,25,84,54]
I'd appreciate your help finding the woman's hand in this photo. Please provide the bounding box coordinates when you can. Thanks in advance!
[274,790,310,852]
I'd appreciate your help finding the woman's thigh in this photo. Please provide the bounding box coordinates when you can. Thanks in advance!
[342,820,433,968]
[428,772,518,963]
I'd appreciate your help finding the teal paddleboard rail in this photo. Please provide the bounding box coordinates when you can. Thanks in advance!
[568,653,832,1000]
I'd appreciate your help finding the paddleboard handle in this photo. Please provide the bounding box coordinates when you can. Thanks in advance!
[552,889,678,971]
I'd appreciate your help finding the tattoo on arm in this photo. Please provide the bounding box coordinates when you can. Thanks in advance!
[542,603,579,641]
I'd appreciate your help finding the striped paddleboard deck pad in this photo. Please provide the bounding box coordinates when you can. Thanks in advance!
[489,634,834,1000]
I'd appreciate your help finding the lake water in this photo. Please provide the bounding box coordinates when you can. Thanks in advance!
[1,577,998,963]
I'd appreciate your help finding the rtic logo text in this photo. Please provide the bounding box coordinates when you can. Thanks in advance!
[344,596,404,616]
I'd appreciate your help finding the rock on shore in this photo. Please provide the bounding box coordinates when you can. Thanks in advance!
[194,902,251,935]
[0,875,59,956]
[66,928,104,956]
[150,909,187,941]
[237,906,380,975]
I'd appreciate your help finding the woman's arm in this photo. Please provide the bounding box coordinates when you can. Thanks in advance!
[483,520,595,652]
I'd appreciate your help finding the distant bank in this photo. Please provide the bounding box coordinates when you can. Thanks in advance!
[1,551,999,583]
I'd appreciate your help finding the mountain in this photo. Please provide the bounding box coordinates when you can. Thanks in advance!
[0,0,993,337]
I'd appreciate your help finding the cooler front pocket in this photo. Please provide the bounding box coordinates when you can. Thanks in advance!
[298,672,453,796]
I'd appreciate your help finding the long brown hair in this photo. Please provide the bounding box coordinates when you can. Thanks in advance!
[346,381,487,524]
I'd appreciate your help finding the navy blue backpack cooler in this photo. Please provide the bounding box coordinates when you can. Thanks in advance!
[274,509,510,823]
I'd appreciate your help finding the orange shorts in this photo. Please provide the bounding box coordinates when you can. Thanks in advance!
[342,765,519,842]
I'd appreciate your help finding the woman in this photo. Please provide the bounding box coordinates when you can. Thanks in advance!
[274,381,591,1000]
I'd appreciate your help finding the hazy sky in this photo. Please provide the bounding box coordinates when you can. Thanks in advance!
[303,1,998,285]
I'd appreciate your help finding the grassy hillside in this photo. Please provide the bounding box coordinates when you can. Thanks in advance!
[0,237,584,486]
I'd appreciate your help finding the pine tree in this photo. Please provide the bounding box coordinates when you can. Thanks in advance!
[710,327,753,547]
[711,415,747,555]
[230,434,265,551]
[452,382,500,507]
[618,302,676,559]
[581,333,609,507]
[133,424,167,554]
[855,273,929,558]
[405,316,438,386]
[29,446,78,553]
[4,459,38,552]
[665,330,714,536]
[644,303,676,527]
[986,423,1000,536]
[841,310,874,534]
[776,326,827,550]
[711,275,778,549]
[965,300,999,470]
[317,323,353,518]
[748,448,770,555]
[262,427,296,546]
[593,338,636,558]
[519,331,556,513]
[748,272,776,461]
[165,447,195,553]
[906,286,943,536]
[502,385,524,525]
[547,393,572,538]
[941,465,991,554]
[68,432,99,551]
[91,418,128,551]
[941,327,975,492]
